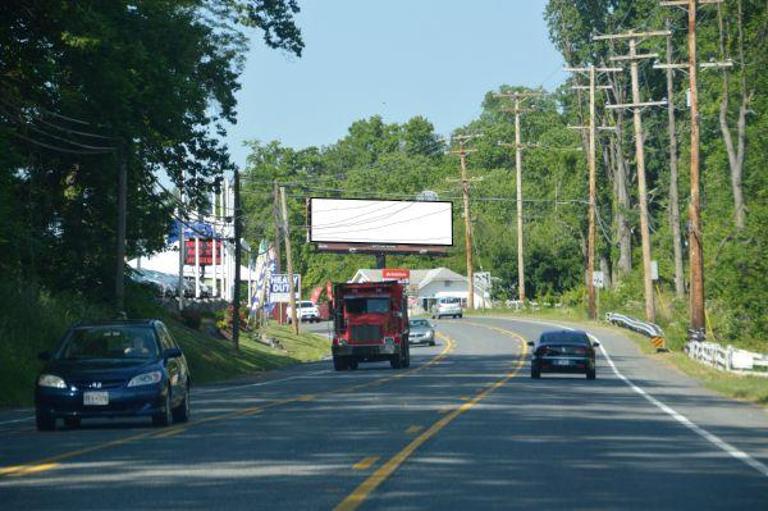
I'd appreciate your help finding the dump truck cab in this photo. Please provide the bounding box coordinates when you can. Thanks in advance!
[332,281,411,370]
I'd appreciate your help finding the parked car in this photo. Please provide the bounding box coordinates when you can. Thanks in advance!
[34,319,191,431]
[287,301,321,323]
[528,330,599,380]
[432,296,463,319]
[408,318,436,346]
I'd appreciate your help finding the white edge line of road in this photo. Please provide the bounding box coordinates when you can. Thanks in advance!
[0,369,332,425]
[505,316,768,479]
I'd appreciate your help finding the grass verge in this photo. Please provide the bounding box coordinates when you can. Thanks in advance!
[466,308,768,407]
[162,321,330,386]
[0,281,329,409]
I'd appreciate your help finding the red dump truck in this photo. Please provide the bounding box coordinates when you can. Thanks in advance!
[331,281,411,371]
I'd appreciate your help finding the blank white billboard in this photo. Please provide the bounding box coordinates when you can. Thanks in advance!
[309,198,453,246]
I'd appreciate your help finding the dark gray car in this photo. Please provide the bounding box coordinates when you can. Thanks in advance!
[408,319,436,346]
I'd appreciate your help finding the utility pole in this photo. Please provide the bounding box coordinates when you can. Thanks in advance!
[211,188,218,298]
[272,180,284,323]
[686,0,704,334]
[565,67,619,320]
[448,135,481,311]
[232,169,242,351]
[663,20,686,298]
[596,30,670,323]
[115,147,127,313]
[280,186,299,334]
[177,171,186,312]
[272,180,283,271]
[659,0,729,337]
[495,91,544,303]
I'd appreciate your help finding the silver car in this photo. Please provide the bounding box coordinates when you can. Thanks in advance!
[408,319,436,346]
[432,297,463,319]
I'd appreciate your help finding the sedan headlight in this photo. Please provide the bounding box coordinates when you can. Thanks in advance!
[127,371,162,387]
[38,374,66,389]
[426,330,434,338]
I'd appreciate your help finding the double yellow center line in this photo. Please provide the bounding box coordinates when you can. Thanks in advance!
[335,323,528,511]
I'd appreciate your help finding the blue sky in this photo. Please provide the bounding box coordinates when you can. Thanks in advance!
[225,0,566,167]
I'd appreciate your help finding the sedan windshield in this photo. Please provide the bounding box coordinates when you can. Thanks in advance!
[410,319,430,327]
[58,326,159,360]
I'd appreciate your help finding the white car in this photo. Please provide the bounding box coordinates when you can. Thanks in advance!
[287,301,321,323]
[432,297,463,319]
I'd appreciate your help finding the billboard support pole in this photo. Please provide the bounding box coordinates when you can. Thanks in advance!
[375,253,386,270]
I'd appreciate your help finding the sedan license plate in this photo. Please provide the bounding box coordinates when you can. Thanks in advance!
[555,359,572,366]
[83,391,109,406]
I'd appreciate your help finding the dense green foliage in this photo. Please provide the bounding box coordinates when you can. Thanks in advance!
[0,0,302,302]
[0,1,304,405]
[243,1,767,350]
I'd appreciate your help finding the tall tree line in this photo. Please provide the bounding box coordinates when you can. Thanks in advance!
[0,0,302,302]
[544,0,768,343]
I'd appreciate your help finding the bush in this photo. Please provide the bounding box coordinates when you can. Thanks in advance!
[180,308,203,330]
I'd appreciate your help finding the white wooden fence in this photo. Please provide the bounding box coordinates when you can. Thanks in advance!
[685,340,768,377]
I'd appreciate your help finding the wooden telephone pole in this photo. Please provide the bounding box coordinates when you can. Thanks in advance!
[448,135,481,311]
[661,21,686,298]
[652,14,732,299]
[565,67,619,320]
[232,169,242,351]
[272,180,284,323]
[659,0,729,336]
[280,186,299,334]
[115,148,127,313]
[595,30,670,323]
[495,92,543,303]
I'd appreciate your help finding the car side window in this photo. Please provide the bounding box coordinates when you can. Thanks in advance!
[156,324,174,351]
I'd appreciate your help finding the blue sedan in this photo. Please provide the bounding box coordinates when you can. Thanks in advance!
[35,319,191,431]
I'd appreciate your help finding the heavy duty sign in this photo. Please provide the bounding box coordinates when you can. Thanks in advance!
[269,273,301,303]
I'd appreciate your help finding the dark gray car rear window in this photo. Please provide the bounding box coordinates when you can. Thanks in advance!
[540,332,589,345]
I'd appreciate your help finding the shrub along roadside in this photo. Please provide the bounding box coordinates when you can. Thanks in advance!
[0,281,330,409]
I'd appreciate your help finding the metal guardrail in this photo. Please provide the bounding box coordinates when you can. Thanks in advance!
[605,312,664,336]
[606,312,768,376]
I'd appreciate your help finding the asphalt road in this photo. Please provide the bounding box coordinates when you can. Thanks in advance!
[1,317,767,510]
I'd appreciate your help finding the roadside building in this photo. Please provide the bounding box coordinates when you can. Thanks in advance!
[349,267,490,313]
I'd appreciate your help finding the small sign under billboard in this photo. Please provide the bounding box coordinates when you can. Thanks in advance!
[382,268,410,282]
[269,273,301,303]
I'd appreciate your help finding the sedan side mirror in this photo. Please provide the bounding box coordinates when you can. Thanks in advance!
[163,347,183,359]
[592,341,601,347]
[38,351,51,361]
[526,341,535,347]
